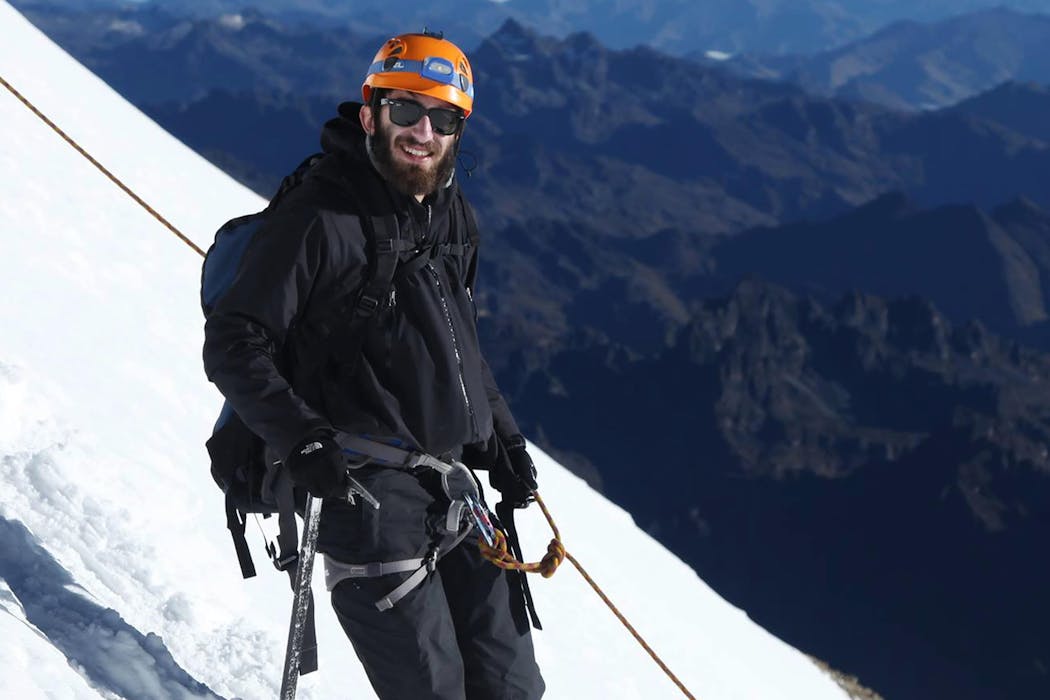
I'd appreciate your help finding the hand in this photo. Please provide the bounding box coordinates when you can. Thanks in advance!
[490,435,538,508]
[461,433,500,470]
[284,434,348,499]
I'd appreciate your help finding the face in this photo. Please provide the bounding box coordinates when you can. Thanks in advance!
[360,89,461,200]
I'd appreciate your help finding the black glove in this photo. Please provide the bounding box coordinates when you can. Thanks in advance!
[284,433,348,499]
[461,433,500,470]
[490,434,539,508]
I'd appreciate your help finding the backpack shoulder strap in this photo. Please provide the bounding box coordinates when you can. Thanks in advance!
[269,153,325,211]
[456,190,481,290]
[458,189,481,248]
[353,213,404,320]
[295,164,412,378]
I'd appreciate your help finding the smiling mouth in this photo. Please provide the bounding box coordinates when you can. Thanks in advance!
[400,143,433,160]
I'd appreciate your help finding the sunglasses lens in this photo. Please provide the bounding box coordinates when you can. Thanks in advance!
[428,109,461,135]
[388,100,425,127]
[385,99,462,135]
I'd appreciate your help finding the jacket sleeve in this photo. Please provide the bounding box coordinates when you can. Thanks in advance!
[481,354,522,441]
[464,244,523,441]
[202,207,334,460]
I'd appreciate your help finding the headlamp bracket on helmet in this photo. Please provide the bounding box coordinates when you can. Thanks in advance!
[421,57,454,80]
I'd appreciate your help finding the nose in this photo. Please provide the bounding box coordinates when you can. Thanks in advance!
[408,112,435,140]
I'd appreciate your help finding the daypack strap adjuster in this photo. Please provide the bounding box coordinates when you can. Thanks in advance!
[270,546,299,572]
[356,295,381,315]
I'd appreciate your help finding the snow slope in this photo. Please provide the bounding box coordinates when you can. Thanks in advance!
[0,3,849,698]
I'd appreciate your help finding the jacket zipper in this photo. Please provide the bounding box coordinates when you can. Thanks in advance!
[425,262,478,437]
[414,204,431,249]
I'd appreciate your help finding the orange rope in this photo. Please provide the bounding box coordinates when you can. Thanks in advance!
[0,72,206,257]
[480,493,697,699]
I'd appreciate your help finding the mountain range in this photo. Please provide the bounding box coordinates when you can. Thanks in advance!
[9,3,1050,698]
[508,278,1050,700]
[23,9,1050,232]
[14,0,1050,55]
[710,193,1050,335]
[720,6,1050,110]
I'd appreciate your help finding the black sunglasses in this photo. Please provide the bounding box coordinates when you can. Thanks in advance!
[379,97,464,136]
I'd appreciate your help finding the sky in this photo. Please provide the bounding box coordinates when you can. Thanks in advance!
[0,2,851,698]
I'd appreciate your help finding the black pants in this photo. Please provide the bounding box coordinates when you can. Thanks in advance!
[331,539,545,700]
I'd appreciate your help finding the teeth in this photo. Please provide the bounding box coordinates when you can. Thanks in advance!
[403,146,430,157]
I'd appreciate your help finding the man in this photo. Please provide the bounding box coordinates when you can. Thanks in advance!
[203,31,545,700]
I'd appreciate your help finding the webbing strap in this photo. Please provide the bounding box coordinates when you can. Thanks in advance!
[496,501,542,629]
[225,499,257,579]
[458,193,481,290]
[375,566,430,612]
[374,527,475,612]
[353,213,402,320]
[323,556,424,589]
[270,473,300,572]
[336,434,424,467]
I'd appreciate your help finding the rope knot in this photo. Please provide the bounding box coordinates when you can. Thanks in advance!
[476,495,565,579]
[539,538,566,578]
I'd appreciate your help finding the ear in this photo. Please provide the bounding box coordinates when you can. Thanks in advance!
[359,103,375,135]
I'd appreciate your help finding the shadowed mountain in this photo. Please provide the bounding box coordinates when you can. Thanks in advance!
[464,20,1050,236]
[505,278,1050,700]
[720,7,1050,110]
[18,9,1050,227]
[17,0,1050,56]
[708,192,1050,336]
[951,81,1050,144]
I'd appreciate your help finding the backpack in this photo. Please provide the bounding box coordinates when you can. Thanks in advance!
[200,153,480,674]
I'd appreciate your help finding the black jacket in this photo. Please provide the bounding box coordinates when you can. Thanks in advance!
[202,104,519,464]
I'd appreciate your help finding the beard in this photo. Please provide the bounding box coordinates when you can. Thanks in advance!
[368,117,458,198]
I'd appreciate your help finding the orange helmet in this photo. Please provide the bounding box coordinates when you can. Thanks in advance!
[362,32,475,117]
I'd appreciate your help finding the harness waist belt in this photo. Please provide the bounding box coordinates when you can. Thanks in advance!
[323,556,423,590]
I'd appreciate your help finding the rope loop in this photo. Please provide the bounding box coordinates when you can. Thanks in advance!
[478,527,565,578]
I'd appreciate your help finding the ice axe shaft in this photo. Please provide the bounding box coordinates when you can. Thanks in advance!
[279,493,323,699]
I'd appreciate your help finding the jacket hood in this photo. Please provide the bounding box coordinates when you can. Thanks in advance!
[320,102,369,159]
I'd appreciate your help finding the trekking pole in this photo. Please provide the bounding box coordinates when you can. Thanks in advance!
[279,493,323,699]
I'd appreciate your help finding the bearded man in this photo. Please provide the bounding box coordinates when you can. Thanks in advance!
[203,30,545,700]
